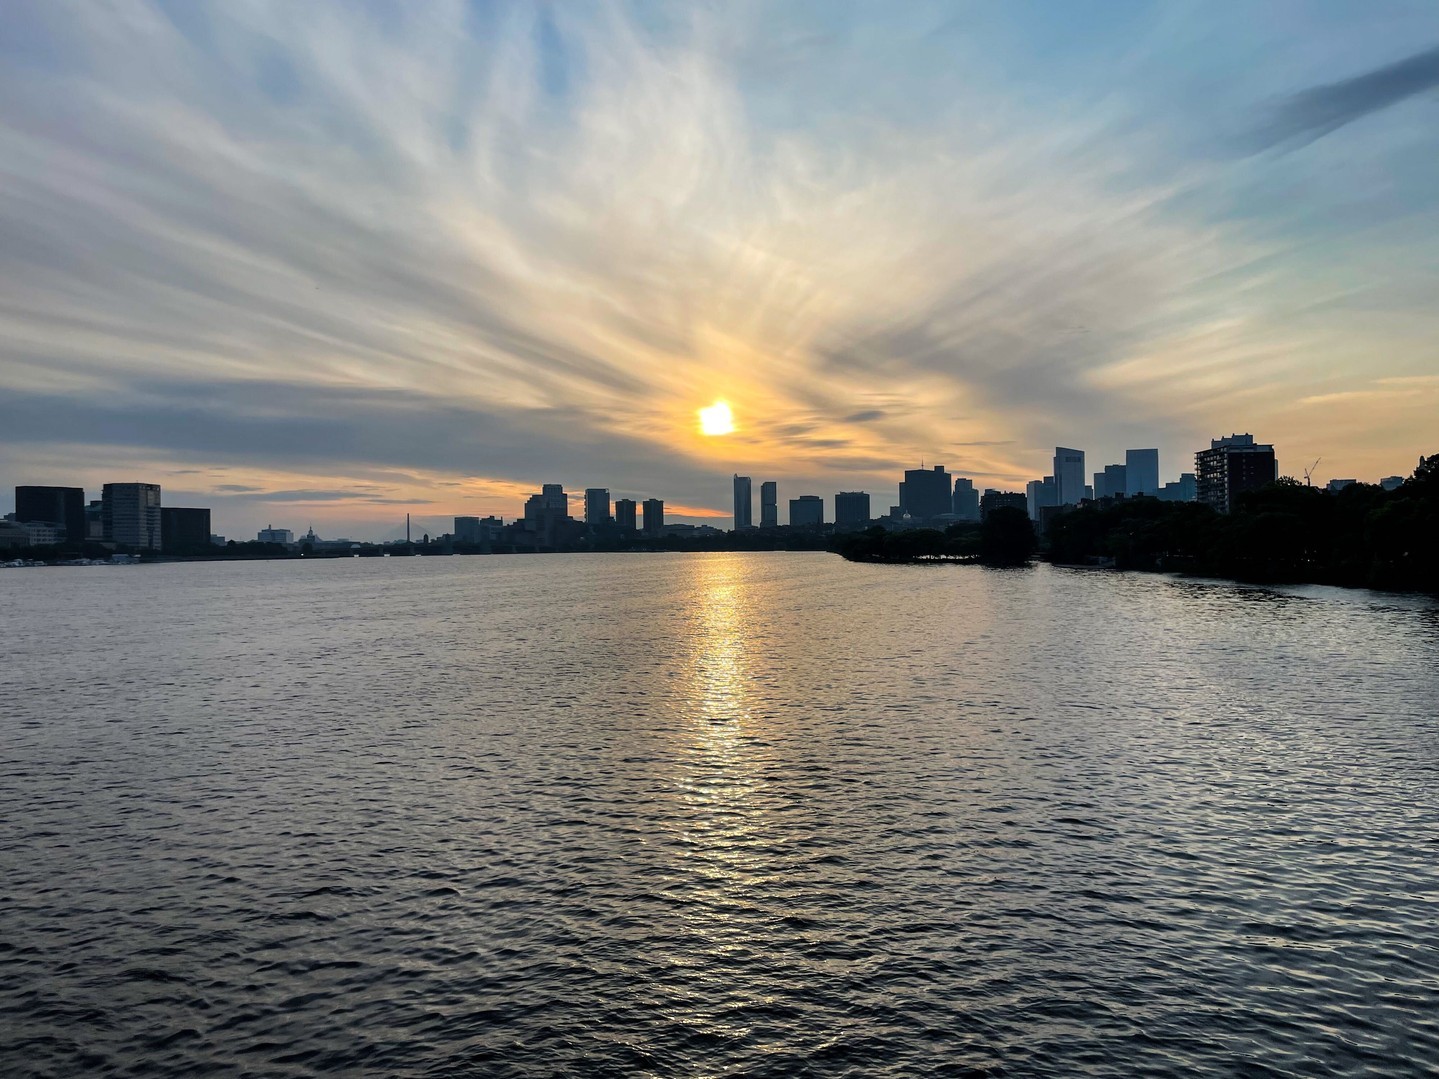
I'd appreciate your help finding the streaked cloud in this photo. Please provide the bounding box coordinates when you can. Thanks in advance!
[1,1,1436,536]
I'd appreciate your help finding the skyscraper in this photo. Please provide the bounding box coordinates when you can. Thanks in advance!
[760,481,778,528]
[951,477,979,521]
[1053,448,1085,505]
[642,498,664,534]
[15,486,86,542]
[900,465,951,520]
[584,488,610,528]
[788,495,824,527]
[1196,434,1277,513]
[733,475,752,530]
[614,498,637,530]
[1026,476,1057,521]
[102,482,162,550]
[1094,464,1127,500]
[1125,449,1160,497]
[834,491,871,527]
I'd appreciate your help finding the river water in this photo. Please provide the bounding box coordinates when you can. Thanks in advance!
[2,553,1437,1077]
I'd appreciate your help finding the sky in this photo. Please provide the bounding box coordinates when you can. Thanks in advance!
[2,1,1437,540]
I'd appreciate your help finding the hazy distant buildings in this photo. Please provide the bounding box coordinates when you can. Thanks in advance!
[900,465,951,521]
[834,491,871,528]
[1093,464,1127,501]
[160,507,210,553]
[733,475,752,531]
[1381,476,1405,492]
[614,498,637,530]
[642,498,664,535]
[1026,477,1057,521]
[1125,449,1160,497]
[1157,473,1197,502]
[789,495,824,527]
[257,525,294,545]
[760,481,778,529]
[981,489,1027,520]
[584,488,610,528]
[1196,434,1277,514]
[102,483,162,550]
[951,478,979,521]
[1325,479,1356,493]
[15,486,85,542]
[454,516,482,543]
[1053,448,1085,506]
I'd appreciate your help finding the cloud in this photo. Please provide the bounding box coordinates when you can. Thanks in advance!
[0,2,1434,535]
[1250,43,1439,151]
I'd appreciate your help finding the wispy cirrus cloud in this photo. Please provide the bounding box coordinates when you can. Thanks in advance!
[1,1,1436,535]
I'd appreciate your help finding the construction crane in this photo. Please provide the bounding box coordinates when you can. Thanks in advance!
[1303,458,1322,487]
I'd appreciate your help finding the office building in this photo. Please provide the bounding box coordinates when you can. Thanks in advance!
[1325,479,1356,493]
[1026,476,1057,521]
[15,486,86,542]
[1093,464,1127,501]
[160,507,211,553]
[258,525,294,545]
[454,516,482,543]
[642,498,664,535]
[584,488,610,528]
[1157,473,1198,502]
[834,491,871,528]
[951,478,979,521]
[981,490,1028,520]
[900,465,952,521]
[760,481,778,529]
[1380,476,1405,492]
[1053,448,1086,506]
[1125,449,1160,497]
[614,498,638,530]
[789,495,824,527]
[733,475,752,531]
[1196,434,1277,513]
[85,499,103,540]
[102,483,162,550]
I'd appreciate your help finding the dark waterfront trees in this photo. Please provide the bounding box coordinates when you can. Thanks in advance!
[978,507,1037,566]
[1044,454,1438,591]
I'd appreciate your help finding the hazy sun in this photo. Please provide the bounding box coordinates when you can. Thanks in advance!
[699,400,735,436]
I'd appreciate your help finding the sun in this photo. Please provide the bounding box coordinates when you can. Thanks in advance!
[699,400,735,436]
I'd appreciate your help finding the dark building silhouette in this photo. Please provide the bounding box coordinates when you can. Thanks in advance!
[733,475,752,530]
[760,481,778,528]
[102,482,162,550]
[981,489,1027,520]
[1093,464,1127,501]
[1125,448,1160,496]
[584,488,610,528]
[1157,473,1198,502]
[900,465,951,520]
[789,494,824,527]
[1026,476,1057,521]
[15,486,86,542]
[160,507,211,553]
[614,498,637,531]
[1196,434,1277,513]
[642,498,664,535]
[834,491,871,528]
[1053,447,1086,506]
[951,478,979,521]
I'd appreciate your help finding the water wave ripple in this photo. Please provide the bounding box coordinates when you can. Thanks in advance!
[3,554,1438,1077]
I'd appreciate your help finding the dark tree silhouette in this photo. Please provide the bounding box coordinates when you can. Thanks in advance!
[978,507,1036,566]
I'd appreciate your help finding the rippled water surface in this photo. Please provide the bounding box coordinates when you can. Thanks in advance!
[3,553,1438,1077]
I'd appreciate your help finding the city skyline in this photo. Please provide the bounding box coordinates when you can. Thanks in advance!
[2,4,1438,540]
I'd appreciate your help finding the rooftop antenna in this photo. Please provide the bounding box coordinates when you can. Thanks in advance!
[1303,458,1321,487]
